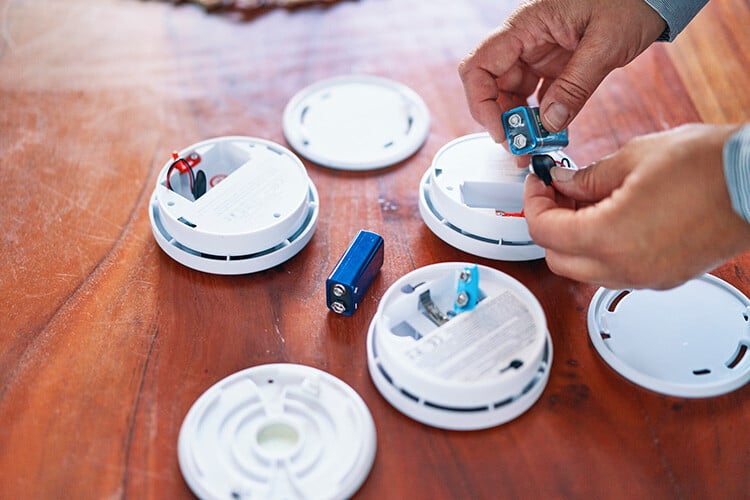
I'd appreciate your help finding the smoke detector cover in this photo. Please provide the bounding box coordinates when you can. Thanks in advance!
[588,274,750,397]
[283,75,430,170]
[178,363,376,500]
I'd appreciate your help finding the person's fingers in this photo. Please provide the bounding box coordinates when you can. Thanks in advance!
[515,154,530,168]
[494,62,540,104]
[542,249,618,288]
[538,31,621,131]
[548,154,631,202]
[523,177,636,289]
[459,32,526,142]
[460,69,506,142]
[523,174,603,253]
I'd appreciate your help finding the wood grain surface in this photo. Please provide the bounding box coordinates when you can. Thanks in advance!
[2,0,749,498]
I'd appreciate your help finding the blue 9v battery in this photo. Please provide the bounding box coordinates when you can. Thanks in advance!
[326,230,385,316]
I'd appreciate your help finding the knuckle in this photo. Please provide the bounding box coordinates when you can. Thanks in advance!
[553,75,592,104]
[457,57,472,78]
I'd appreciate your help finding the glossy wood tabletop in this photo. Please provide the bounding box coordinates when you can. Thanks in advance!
[2,0,750,498]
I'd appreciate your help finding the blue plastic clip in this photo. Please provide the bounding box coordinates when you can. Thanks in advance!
[454,264,480,313]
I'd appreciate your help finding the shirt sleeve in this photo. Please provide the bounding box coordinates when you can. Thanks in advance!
[643,0,709,41]
[723,125,750,224]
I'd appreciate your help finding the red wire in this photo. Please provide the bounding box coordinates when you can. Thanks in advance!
[165,158,195,193]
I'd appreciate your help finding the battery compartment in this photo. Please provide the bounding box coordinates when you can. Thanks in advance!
[367,262,553,430]
[149,136,319,274]
[165,139,285,202]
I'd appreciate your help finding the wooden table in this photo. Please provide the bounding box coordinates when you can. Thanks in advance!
[2,0,749,497]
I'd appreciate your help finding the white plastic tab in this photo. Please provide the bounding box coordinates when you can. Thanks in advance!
[149,136,319,275]
[588,274,750,397]
[283,75,430,170]
[178,363,376,500]
[419,133,575,261]
[367,262,552,430]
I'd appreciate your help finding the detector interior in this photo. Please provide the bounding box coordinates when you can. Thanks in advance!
[178,363,376,500]
[419,132,575,261]
[367,262,552,430]
[149,136,319,275]
[282,74,430,170]
[588,274,750,398]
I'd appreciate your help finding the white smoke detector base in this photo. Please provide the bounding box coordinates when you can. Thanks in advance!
[149,136,319,275]
[367,262,552,430]
[419,132,575,261]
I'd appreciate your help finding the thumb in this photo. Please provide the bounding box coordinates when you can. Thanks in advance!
[550,155,629,203]
[539,34,618,132]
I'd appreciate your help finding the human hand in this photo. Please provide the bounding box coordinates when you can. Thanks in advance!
[458,0,666,143]
[523,124,750,289]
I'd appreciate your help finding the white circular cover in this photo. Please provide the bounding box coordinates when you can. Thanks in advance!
[418,132,575,261]
[588,274,750,398]
[282,75,430,170]
[149,136,319,275]
[178,363,376,500]
[367,262,552,430]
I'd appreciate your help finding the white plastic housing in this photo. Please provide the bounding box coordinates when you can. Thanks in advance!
[419,133,575,261]
[178,363,376,500]
[588,274,750,398]
[367,262,552,430]
[283,75,430,170]
[149,136,319,275]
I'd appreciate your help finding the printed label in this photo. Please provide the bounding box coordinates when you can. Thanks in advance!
[193,149,304,227]
[403,290,538,382]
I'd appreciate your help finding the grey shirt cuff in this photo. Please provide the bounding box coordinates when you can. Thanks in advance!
[643,0,709,41]
[723,125,750,224]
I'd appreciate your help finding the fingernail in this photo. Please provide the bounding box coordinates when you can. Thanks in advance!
[543,102,570,131]
[550,166,575,182]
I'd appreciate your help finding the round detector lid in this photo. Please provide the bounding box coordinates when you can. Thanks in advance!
[367,262,552,430]
[149,136,319,275]
[588,274,750,398]
[178,363,376,500]
[282,74,430,170]
[418,132,575,261]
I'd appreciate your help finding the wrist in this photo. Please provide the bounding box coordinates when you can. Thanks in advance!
[643,0,708,41]
[722,125,750,224]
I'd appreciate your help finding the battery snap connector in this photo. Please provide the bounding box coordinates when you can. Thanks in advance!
[530,154,573,186]
[165,151,206,200]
